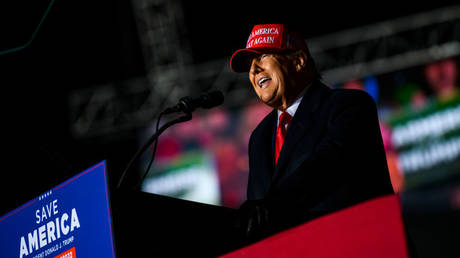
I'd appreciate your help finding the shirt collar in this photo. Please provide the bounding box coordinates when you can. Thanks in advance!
[277,86,309,125]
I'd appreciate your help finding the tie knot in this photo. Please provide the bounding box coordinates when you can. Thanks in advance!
[279,112,292,133]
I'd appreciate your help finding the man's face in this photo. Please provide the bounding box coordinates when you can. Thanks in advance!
[249,53,297,111]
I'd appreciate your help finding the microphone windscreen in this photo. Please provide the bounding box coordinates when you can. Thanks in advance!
[201,91,224,109]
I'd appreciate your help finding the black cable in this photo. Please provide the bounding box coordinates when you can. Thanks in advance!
[135,111,163,189]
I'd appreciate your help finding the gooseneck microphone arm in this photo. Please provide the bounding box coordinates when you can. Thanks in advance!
[116,90,224,190]
[116,111,192,189]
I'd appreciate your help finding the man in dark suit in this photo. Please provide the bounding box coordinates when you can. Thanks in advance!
[230,24,394,242]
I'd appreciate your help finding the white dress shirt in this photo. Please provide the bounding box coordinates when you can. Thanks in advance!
[276,86,309,126]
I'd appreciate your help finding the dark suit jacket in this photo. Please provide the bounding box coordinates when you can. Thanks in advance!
[247,79,394,231]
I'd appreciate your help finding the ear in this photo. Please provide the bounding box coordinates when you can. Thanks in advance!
[294,50,308,72]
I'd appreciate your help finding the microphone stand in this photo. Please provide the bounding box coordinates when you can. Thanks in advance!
[117,111,193,189]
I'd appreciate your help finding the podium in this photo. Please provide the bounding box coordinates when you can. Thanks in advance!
[0,161,411,258]
[111,190,240,257]
[0,161,240,258]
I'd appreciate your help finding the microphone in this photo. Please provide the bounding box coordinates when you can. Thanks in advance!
[117,91,223,189]
[163,90,224,114]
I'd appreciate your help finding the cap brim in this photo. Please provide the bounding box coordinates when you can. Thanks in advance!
[230,49,262,73]
[230,47,286,73]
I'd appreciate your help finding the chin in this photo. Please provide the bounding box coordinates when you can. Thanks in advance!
[266,99,283,109]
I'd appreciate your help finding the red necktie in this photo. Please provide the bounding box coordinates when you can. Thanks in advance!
[275,112,292,165]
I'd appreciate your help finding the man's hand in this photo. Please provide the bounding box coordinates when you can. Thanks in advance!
[238,199,270,242]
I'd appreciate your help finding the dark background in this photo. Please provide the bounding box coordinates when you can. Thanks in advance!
[1,0,457,212]
[1,2,459,256]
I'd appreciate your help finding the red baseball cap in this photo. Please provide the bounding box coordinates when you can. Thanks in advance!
[230,24,308,73]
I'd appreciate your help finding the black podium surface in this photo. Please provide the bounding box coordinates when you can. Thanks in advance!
[111,190,241,257]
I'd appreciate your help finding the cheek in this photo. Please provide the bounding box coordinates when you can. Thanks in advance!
[249,76,257,90]
[250,80,261,94]
[250,80,265,100]
[271,71,285,91]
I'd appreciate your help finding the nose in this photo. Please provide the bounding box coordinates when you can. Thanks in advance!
[250,58,263,74]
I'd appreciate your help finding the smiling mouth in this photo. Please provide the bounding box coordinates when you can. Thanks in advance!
[258,77,272,89]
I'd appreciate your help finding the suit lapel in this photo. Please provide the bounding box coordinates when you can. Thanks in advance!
[272,80,329,182]
[253,109,277,197]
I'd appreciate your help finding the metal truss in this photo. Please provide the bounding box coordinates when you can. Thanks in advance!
[69,4,460,139]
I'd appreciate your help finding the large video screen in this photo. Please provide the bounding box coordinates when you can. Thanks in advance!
[372,57,460,192]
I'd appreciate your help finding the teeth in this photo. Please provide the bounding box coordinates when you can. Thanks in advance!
[258,77,270,87]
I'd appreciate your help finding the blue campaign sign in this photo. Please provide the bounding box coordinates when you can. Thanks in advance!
[0,161,115,258]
